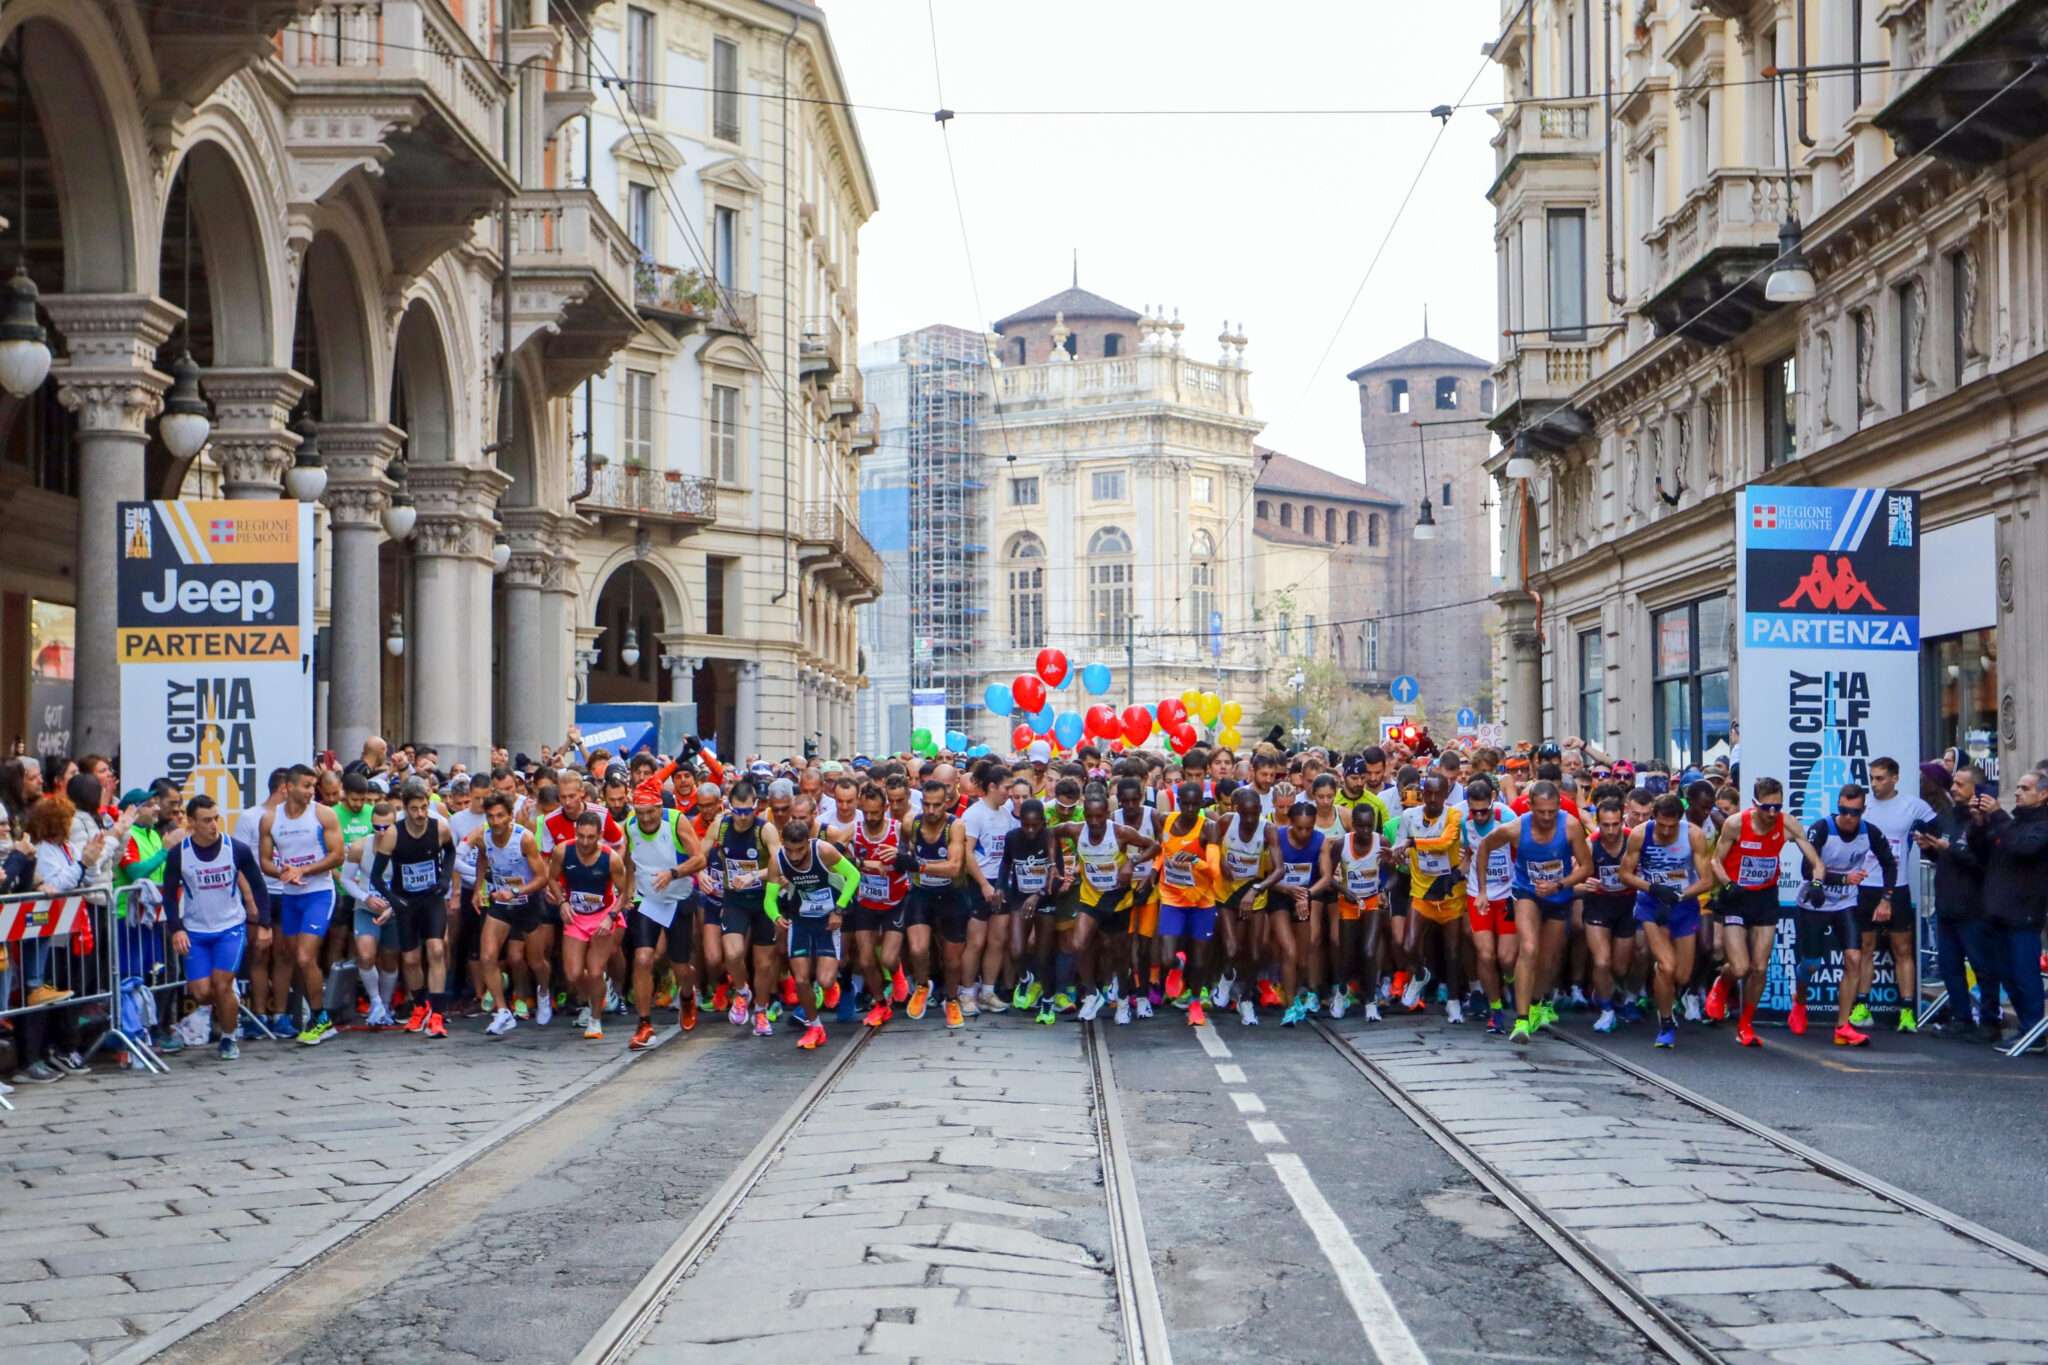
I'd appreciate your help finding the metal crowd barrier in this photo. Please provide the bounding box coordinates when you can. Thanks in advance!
[1909,861,2048,1060]
[0,885,185,1108]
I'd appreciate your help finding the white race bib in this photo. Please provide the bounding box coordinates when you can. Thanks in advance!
[1163,861,1196,888]
[568,890,605,916]
[1014,861,1049,893]
[1739,855,1780,886]
[1526,858,1565,883]
[1225,851,1261,879]
[1417,850,1451,875]
[859,873,890,901]
[400,861,436,893]
[1083,858,1120,891]
[1282,863,1312,887]
[801,887,834,918]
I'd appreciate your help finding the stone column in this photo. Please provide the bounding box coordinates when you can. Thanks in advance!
[44,294,180,760]
[543,529,581,745]
[736,660,762,761]
[500,507,557,761]
[408,462,512,770]
[1495,589,1544,744]
[318,422,403,763]
[203,367,313,500]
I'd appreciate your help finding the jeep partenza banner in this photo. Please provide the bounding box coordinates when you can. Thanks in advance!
[1740,487,1920,1019]
[117,500,314,808]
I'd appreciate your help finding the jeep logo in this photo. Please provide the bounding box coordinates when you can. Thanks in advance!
[139,569,276,622]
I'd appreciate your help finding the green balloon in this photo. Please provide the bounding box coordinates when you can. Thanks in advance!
[911,727,932,748]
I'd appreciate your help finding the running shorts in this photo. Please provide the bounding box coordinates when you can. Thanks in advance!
[184,925,246,979]
[1468,896,1516,936]
[787,916,840,960]
[1339,893,1380,923]
[485,894,541,937]
[277,889,335,941]
[1633,896,1701,939]
[1580,894,1636,932]
[1080,886,1130,925]
[1132,895,1159,939]
[1155,902,1216,941]
[626,905,692,963]
[847,902,906,936]
[1520,893,1574,925]
[938,894,974,945]
[351,902,402,952]
[717,898,781,947]
[1854,886,1913,934]
[902,886,951,930]
[1721,886,1783,929]
[392,893,448,953]
[1413,892,1465,926]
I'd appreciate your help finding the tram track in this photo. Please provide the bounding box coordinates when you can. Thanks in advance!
[1084,1020,1174,1365]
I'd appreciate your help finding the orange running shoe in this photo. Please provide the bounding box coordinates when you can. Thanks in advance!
[1187,1000,1208,1027]
[404,1003,430,1034]
[781,976,800,1008]
[863,1002,892,1028]
[891,965,911,1004]
[630,1021,657,1051]
[798,1022,827,1050]
[944,998,964,1030]
[425,1011,448,1039]
[655,985,675,1010]
[1736,1021,1760,1047]
[1788,998,1808,1036]
[1833,1023,1869,1048]
[712,982,730,1013]
[681,996,698,1032]
[1258,979,1285,1009]
[1704,976,1729,1022]
[1164,953,1186,1002]
[823,981,842,1010]
[907,983,930,1021]
[1390,971,1410,1000]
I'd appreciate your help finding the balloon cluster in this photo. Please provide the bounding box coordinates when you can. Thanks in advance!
[972,650,1248,760]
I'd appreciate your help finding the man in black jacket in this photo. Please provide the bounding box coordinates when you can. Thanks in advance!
[1967,770,2048,1048]
[1923,768,1996,1040]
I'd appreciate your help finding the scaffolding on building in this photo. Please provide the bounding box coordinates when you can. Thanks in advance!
[904,326,987,736]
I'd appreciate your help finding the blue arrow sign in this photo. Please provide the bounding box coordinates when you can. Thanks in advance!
[1457,707,1478,728]
[1390,674,1419,705]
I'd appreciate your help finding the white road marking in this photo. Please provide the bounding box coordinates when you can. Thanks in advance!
[1229,1091,1267,1115]
[1194,1023,1231,1059]
[1268,1151,1430,1364]
[1216,1064,1247,1084]
[1247,1120,1287,1145]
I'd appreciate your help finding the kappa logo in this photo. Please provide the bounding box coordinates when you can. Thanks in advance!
[1778,554,1887,613]
[1751,505,1777,530]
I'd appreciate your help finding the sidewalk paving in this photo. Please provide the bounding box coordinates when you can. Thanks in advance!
[0,1015,651,1364]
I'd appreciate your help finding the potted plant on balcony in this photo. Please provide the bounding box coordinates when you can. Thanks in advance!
[663,468,684,483]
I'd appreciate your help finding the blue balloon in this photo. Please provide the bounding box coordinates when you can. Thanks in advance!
[1031,705,1057,732]
[945,730,971,752]
[984,684,1014,717]
[1080,662,1113,695]
[967,744,992,758]
[1052,710,1085,748]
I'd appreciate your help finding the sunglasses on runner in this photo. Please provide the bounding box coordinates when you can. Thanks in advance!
[1837,806,1864,818]
[1755,802,1783,812]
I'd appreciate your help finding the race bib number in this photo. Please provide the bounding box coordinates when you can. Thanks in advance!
[1526,858,1565,884]
[1083,858,1120,891]
[919,869,953,888]
[981,834,1007,864]
[1014,861,1049,893]
[568,890,605,916]
[727,857,760,886]
[1656,866,1688,887]
[1417,850,1451,875]
[801,887,834,918]
[400,861,436,893]
[1282,864,1312,888]
[1225,851,1261,879]
[1739,854,1780,886]
[1598,864,1624,891]
[1346,865,1376,897]
[1162,860,1197,888]
[282,847,318,870]
[859,873,890,901]
[1486,848,1514,883]
[698,866,724,897]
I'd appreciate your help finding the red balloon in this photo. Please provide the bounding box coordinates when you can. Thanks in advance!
[1011,674,1048,714]
[1085,703,1119,739]
[1035,648,1069,688]
[1169,723,1198,756]
[1121,705,1153,745]
[1157,698,1188,729]
[1011,723,1035,752]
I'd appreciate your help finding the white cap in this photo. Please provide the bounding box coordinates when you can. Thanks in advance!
[1028,740,1052,764]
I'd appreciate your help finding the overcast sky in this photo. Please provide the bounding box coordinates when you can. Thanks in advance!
[837,0,1504,477]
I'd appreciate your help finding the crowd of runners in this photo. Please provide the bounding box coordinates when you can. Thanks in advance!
[4,725,2046,1085]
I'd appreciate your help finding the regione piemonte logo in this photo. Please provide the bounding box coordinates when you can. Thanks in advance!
[1743,487,1919,651]
[1751,505,1777,530]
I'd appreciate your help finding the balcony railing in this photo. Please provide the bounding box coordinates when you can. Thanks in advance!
[798,501,882,600]
[1491,96,1599,181]
[991,351,1253,417]
[278,2,508,168]
[580,462,718,526]
[800,314,845,379]
[631,262,758,334]
[1643,167,1808,301]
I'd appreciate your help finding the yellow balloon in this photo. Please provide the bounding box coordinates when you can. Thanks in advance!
[1221,700,1243,726]
[1181,689,1203,712]
[1218,725,1242,749]
[1198,693,1222,726]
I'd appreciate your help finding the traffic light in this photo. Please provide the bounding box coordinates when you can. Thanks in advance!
[803,734,819,761]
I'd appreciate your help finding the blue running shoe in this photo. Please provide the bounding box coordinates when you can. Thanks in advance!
[1654,1024,1676,1049]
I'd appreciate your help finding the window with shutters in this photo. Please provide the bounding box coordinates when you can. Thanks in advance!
[623,369,655,466]
[710,383,739,482]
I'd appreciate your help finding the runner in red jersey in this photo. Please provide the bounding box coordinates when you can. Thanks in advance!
[840,787,913,1019]
[1708,776,1823,1046]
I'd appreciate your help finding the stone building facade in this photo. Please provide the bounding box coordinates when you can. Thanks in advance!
[1251,451,1402,694]
[1485,0,2046,778]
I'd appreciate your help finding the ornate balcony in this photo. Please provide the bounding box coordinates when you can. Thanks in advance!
[800,314,845,384]
[1641,167,1808,344]
[277,2,515,270]
[851,403,880,454]
[631,262,757,337]
[1489,97,1600,199]
[577,461,717,542]
[991,352,1255,419]
[507,188,641,396]
[1488,334,1604,455]
[1876,0,2048,167]
[797,501,882,604]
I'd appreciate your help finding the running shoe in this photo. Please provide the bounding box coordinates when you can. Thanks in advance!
[1445,999,1465,1025]
[1619,996,1646,1024]
[630,1021,657,1050]
[798,1022,827,1050]
[653,985,674,1010]
[1051,991,1076,1014]
[1328,991,1349,1020]
[1187,1000,1208,1027]
[295,1014,335,1047]
[1655,1024,1676,1048]
[753,1011,773,1038]
[1280,1000,1305,1028]
[1594,1008,1617,1034]
[1012,974,1037,1011]
[1134,996,1154,1020]
[1509,1018,1533,1044]
[1533,1001,1558,1032]
[156,1031,186,1055]
[1487,1007,1505,1035]
[514,999,531,1021]
[1406,994,1427,1015]
[790,1006,814,1030]
[1171,990,1194,1011]
[604,984,623,1015]
[238,1017,265,1042]
[1400,974,1425,1010]
[727,995,750,1027]
[945,999,965,1030]
[680,995,697,1032]
[978,983,999,1012]
[1303,990,1323,1017]
[1077,992,1104,1023]
[1833,1023,1870,1048]
[576,1005,592,1032]
[764,1001,782,1024]
[1390,971,1409,1001]
[1736,1022,1760,1047]
[1682,992,1704,1023]
[960,992,980,1018]
[1165,955,1187,1002]
[426,1012,448,1039]
[219,1037,240,1061]
[781,976,800,1008]
[1036,1005,1057,1027]
[712,982,730,1014]
[863,1003,892,1028]
[1257,979,1284,1009]
[1850,1001,1874,1028]
[1239,1000,1258,1027]
[1569,984,1590,1011]
[823,980,842,1011]
[1788,998,1808,1036]
[272,1013,296,1037]
[404,1004,430,1034]
[1211,972,1236,1010]
[907,983,930,1021]
[1114,998,1132,1025]
[1896,1007,1918,1034]
[1363,1002,1383,1023]
[1704,976,1729,1021]
[535,994,553,1027]
[485,1008,517,1037]
[891,965,911,1005]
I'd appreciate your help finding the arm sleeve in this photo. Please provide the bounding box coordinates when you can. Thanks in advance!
[436,841,456,896]
[370,850,392,897]
[162,845,185,935]
[832,857,859,906]
[701,752,726,786]
[764,880,781,920]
